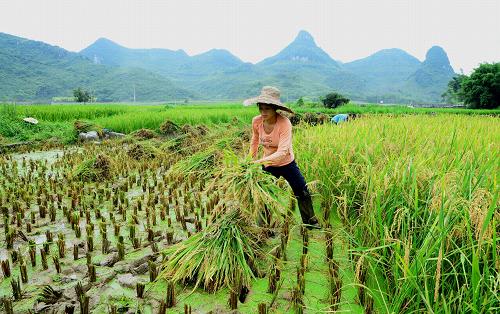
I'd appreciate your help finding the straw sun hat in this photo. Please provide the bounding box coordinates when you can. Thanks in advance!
[243,86,294,113]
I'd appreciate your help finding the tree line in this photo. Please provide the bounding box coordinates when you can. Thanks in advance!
[442,62,499,109]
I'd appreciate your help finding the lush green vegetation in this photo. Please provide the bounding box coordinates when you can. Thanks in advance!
[0,105,74,143]
[441,75,467,104]
[1,103,499,144]
[442,62,500,109]
[0,106,498,312]
[73,88,94,104]
[460,63,500,109]
[321,92,350,108]
[295,115,499,312]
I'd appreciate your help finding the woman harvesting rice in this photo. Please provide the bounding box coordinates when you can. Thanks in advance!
[244,86,320,229]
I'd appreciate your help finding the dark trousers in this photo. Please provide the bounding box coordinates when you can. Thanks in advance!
[263,160,316,224]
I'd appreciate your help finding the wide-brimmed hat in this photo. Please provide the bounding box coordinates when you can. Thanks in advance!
[243,86,294,113]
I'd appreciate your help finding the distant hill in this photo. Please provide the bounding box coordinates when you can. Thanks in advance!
[81,30,368,100]
[0,31,457,102]
[253,30,366,100]
[344,48,421,90]
[404,46,456,102]
[80,38,191,73]
[257,30,340,68]
[81,38,245,81]
[0,33,195,102]
[344,46,456,103]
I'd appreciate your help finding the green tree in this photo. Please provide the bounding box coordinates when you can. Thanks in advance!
[441,74,467,103]
[321,92,349,109]
[296,97,305,107]
[73,88,92,104]
[460,63,500,109]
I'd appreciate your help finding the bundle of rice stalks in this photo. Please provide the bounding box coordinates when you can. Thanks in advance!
[302,112,318,125]
[72,154,112,181]
[235,128,251,142]
[317,113,330,125]
[229,129,251,152]
[180,124,199,136]
[131,128,156,139]
[74,120,104,137]
[127,142,161,160]
[168,144,222,179]
[74,120,94,133]
[116,135,137,145]
[159,120,180,136]
[281,112,302,126]
[159,208,261,292]
[196,124,209,136]
[209,150,289,222]
[159,134,197,157]
[289,113,302,126]
[160,136,184,153]
[168,134,237,179]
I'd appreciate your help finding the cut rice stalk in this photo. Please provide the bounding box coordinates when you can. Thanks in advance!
[159,208,261,293]
[209,150,289,223]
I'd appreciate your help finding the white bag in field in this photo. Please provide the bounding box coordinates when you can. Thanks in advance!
[23,117,39,124]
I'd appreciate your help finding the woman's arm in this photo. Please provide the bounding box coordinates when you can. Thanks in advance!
[249,118,260,159]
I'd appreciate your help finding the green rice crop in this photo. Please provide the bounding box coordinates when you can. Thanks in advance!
[0,104,74,143]
[15,104,131,121]
[294,114,499,312]
[3,102,498,144]
[94,108,254,133]
[295,103,500,115]
[8,103,256,133]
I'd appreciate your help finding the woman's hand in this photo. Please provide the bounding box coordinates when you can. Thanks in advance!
[253,159,271,166]
[245,152,261,164]
[240,155,256,167]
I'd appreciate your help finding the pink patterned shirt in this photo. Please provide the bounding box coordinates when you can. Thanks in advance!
[250,113,294,167]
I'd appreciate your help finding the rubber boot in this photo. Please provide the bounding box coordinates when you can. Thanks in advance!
[296,189,318,226]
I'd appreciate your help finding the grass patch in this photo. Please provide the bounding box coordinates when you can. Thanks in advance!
[0,105,74,143]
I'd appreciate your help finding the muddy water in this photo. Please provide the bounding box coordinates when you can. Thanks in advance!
[0,149,76,259]
[11,149,65,165]
[0,145,200,312]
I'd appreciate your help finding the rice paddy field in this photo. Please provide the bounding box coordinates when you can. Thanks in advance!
[0,103,498,313]
[1,103,498,144]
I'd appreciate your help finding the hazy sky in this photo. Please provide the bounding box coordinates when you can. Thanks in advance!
[0,0,498,73]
